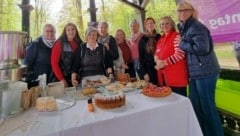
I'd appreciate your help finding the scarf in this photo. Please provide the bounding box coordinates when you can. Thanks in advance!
[98,34,110,45]
[42,36,55,48]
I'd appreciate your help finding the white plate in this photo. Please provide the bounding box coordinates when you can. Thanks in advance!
[81,75,111,88]
[56,98,76,111]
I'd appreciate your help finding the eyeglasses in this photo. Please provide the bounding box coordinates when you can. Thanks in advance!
[160,22,170,26]
[177,9,192,13]
[45,30,55,33]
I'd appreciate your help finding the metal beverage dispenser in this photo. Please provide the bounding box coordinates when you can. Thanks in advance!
[0,31,28,118]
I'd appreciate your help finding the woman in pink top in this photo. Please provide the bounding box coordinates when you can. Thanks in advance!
[128,19,144,79]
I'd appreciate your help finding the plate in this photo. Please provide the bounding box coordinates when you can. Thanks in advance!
[73,90,98,100]
[81,75,111,88]
[55,97,76,111]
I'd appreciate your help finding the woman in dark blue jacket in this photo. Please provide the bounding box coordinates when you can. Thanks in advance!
[175,1,223,136]
[25,24,56,83]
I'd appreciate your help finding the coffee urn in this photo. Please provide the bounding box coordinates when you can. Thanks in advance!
[0,31,28,118]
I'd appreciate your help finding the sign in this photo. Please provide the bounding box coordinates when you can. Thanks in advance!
[177,0,240,43]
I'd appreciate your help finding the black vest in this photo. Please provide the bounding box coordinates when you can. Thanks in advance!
[80,44,105,77]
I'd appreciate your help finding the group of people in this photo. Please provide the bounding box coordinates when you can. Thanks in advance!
[24,1,224,136]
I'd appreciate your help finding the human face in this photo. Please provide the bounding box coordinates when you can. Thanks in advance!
[98,25,108,37]
[160,19,172,34]
[115,31,125,44]
[177,8,193,22]
[130,22,140,34]
[43,26,55,40]
[66,25,76,41]
[87,31,98,43]
[145,19,156,34]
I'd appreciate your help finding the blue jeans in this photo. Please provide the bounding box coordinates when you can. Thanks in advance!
[189,74,223,136]
[133,59,144,79]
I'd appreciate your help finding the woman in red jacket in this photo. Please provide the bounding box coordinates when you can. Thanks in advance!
[51,22,83,87]
[154,16,188,96]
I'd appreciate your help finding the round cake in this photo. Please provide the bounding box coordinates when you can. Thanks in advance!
[116,73,130,84]
[142,85,172,97]
[82,87,97,95]
[94,92,126,109]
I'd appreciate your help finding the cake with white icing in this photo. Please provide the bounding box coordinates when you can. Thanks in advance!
[93,92,126,109]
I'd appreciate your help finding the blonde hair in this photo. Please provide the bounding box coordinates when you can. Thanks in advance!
[115,28,126,39]
[177,1,199,20]
[160,16,176,31]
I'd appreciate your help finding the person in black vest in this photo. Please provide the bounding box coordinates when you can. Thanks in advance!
[51,22,83,87]
[25,24,56,83]
[71,27,113,87]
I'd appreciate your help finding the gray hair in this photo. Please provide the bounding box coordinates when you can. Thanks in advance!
[98,21,109,28]
[42,24,56,34]
[129,19,140,27]
[85,27,99,37]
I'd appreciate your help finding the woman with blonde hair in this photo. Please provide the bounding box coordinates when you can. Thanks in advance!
[114,29,135,77]
[175,1,223,136]
[154,16,188,96]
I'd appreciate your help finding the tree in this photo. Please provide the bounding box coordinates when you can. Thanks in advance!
[145,0,177,33]
[30,0,51,38]
[0,0,21,31]
[57,0,85,39]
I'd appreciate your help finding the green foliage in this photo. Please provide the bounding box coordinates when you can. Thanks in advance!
[0,0,21,31]
[97,0,136,37]
[145,0,177,33]
[30,0,52,38]
[57,0,85,39]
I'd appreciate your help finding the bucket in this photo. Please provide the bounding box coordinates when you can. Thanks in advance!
[0,31,28,70]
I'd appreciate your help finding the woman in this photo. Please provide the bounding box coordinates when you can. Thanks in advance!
[128,19,144,79]
[51,22,83,87]
[114,29,135,77]
[71,27,113,87]
[139,17,160,85]
[154,16,188,96]
[176,1,223,136]
[25,24,56,83]
[98,21,119,61]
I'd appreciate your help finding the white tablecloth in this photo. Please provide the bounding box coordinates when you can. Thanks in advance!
[0,91,203,136]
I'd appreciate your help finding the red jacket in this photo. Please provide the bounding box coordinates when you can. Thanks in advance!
[51,40,78,81]
[155,31,188,87]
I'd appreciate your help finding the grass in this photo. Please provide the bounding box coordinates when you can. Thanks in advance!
[214,43,239,68]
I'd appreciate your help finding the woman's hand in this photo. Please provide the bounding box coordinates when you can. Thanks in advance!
[104,44,110,50]
[71,73,79,87]
[155,59,167,70]
[174,35,182,46]
[144,74,150,82]
[61,79,69,88]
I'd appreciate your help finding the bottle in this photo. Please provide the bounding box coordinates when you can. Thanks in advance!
[87,98,94,112]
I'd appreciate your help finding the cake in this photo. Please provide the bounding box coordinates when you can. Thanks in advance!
[105,83,125,92]
[142,85,172,97]
[94,92,126,109]
[36,96,57,112]
[82,87,97,95]
[116,73,131,84]
[126,80,149,89]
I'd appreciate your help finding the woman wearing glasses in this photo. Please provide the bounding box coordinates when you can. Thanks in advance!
[175,1,223,136]
[154,16,188,96]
